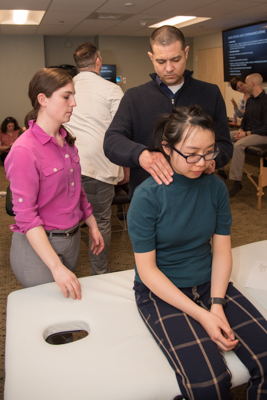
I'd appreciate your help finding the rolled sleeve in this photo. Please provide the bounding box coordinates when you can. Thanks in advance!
[127,187,157,253]
[80,186,93,221]
[5,145,44,233]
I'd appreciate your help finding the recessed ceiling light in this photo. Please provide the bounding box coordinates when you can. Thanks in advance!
[124,3,134,6]
[0,9,45,25]
[13,10,28,24]
[149,15,210,29]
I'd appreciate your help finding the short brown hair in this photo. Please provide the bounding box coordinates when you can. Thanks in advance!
[150,25,186,52]
[230,75,245,91]
[73,42,99,68]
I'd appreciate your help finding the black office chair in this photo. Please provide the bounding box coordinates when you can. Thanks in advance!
[6,185,15,216]
[111,184,130,231]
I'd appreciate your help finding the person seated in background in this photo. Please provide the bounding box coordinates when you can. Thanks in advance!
[229,73,267,197]
[127,105,267,400]
[217,76,252,180]
[230,75,252,119]
[0,117,20,163]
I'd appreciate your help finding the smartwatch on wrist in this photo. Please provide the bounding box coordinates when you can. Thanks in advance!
[208,297,227,307]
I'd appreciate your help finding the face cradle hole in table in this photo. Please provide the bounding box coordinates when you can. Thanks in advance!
[44,322,90,345]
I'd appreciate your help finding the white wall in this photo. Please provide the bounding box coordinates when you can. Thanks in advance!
[0,35,45,127]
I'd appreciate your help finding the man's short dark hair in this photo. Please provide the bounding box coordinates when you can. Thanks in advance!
[150,25,186,52]
[73,42,99,68]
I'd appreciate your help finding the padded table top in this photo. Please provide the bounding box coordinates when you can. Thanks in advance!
[5,241,267,400]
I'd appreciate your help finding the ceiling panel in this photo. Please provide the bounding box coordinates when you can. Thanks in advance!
[66,18,121,36]
[0,0,266,37]
[96,0,164,14]
[36,24,78,36]
[98,24,145,36]
[187,0,262,18]
[41,11,87,25]
[48,0,107,12]
[138,0,218,17]
[0,24,38,34]
[223,3,267,20]
[0,0,51,10]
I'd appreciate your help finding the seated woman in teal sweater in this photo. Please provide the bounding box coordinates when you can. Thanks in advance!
[127,105,267,400]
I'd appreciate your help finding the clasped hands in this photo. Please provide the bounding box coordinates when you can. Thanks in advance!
[201,305,239,352]
[234,129,251,141]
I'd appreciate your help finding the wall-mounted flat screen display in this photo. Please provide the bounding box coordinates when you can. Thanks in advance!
[223,21,267,82]
[100,64,116,83]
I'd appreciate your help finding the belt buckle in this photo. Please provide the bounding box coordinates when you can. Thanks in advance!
[65,227,76,237]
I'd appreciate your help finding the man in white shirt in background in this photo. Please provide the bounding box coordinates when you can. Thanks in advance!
[66,42,124,275]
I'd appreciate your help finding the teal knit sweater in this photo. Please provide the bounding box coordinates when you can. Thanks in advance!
[127,172,232,288]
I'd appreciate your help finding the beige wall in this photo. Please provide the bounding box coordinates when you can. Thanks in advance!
[0,35,45,127]
[193,32,236,117]
[44,36,96,67]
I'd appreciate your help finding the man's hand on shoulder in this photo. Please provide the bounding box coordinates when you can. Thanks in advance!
[139,150,173,186]
[204,159,216,175]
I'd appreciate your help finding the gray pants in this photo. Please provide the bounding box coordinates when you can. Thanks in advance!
[229,133,267,181]
[81,175,115,275]
[10,229,81,288]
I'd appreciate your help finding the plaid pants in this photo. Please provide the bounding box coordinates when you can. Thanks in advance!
[134,281,267,400]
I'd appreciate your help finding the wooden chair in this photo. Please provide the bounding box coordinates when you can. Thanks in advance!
[244,144,267,210]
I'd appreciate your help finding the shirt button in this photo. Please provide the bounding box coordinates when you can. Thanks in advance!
[19,198,23,202]
[70,168,73,172]
[71,182,74,186]
[65,154,69,158]
[53,168,57,172]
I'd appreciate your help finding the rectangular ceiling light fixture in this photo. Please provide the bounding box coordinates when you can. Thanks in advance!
[13,10,28,24]
[149,16,211,29]
[0,10,45,25]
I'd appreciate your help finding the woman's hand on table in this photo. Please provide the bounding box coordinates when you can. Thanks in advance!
[52,262,82,300]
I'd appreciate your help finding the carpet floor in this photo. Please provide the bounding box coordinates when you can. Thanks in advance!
[1,158,267,399]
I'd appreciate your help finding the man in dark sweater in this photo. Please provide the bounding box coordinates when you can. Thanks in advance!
[104,26,232,198]
[229,73,267,197]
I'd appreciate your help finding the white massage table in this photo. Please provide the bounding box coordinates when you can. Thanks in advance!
[4,241,267,400]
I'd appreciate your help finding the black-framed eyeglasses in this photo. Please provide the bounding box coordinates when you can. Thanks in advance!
[171,144,220,164]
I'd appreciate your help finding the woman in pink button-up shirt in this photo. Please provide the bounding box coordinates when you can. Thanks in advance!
[5,68,104,300]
